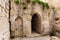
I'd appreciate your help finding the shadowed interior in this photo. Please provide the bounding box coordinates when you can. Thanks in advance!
[31,13,41,34]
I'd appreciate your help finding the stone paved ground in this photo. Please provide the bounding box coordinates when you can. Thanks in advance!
[12,36,60,40]
[11,36,60,40]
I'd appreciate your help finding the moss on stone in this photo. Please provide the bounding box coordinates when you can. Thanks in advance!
[26,0,49,9]
[14,0,20,4]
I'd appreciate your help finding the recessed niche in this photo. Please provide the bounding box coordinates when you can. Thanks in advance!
[23,3,25,5]
[23,7,27,10]
[55,17,59,21]
[10,16,23,38]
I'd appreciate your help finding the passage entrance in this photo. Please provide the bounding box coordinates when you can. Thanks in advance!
[31,13,41,36]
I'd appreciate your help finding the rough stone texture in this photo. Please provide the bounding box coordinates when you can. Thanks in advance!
[10,0,54,38]
[46,0,60,8]
[0,17,10,40]
[54,9,60,31]
[0,0,9,40]
[11,36,51,40]
[11,36,60,40]
[1,0,60,40]
[54,32,60,38]
[51,36,60,40]
[10,0,23,38]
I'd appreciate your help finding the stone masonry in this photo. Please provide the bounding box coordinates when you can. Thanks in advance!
[10,0,54,38]
[0,0,10,40]
[0,0,60,40]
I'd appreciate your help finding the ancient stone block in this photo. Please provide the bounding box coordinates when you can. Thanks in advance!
[0,17,10,40]
[11,16,23,38]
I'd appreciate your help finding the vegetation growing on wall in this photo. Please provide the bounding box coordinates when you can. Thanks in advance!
[14,0,20,4]
[27,0,49,9]
[14,0,49,9]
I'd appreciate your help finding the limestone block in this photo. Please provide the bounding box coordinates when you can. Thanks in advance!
[3,12,9,18]
[41,20,51,35]
[54,25,60,32]
[0,7,9,18]
[54,10,60,32]
[11,16,23,37]
[51,36,60,40]
[0,17,10,40]
[46,0,60,8]
[54,31,60,38]
[5,3,9,10]
[5,0,9,5]
[0,7,3,17]
[0,0,5,8]
[34,3,42,16]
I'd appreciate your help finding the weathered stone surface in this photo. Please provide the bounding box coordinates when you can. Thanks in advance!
[11,36,51,40]
[1,0,60,40]
[54,32,60,38]
[0,0,9,40]
[10,0,54,38]
[0,17,10,40]
[51,36,60,40]
[53,9,60,33]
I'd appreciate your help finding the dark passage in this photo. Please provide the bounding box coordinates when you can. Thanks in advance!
[31,13,41,34]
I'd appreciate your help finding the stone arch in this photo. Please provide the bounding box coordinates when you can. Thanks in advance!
[12,16,23,38]
[15,16,23,28]
[31,13,41,34]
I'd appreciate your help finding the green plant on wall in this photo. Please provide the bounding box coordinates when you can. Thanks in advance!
[26,0,49,9]
[14,0,49,9]
[14,0,20,4]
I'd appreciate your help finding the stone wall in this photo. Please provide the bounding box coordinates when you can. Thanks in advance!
[46,0,60,37]
[0,0,9,40]
[10,0,23,38]
[10,0,54,38]
[0,0,60,40]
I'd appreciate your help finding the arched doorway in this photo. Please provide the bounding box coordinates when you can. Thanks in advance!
[31,13,41,35]
[15,16,23,37]
[10,16,23,38]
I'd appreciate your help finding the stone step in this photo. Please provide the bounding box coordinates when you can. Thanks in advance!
[31,32,41,37]
[11,36,51,40]
[11,36,60,40]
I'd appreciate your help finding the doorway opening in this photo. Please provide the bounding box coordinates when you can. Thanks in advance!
[31,13,41,37]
